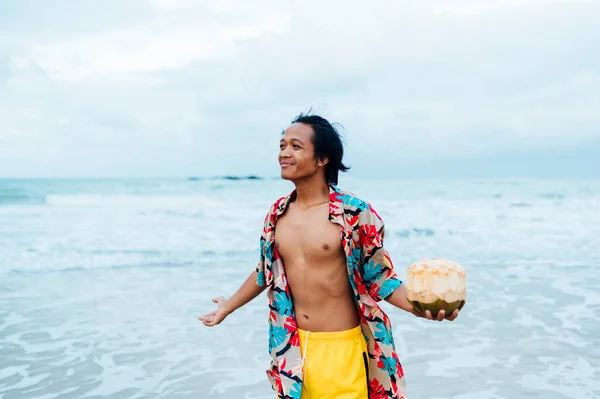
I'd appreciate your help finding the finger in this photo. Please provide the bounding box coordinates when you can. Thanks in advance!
[205,318,220,327]
[200,311,216,318]
[198,312,216,321]
[437,310,445,321]
[447,309,459,321]
[212,298,219,303]
[425,310,432,320]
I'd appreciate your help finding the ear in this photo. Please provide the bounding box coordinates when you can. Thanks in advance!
[317,157,329,167]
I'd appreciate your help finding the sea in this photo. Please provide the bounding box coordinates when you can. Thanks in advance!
[1,177,599,399]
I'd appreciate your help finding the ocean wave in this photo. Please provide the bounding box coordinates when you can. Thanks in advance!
[394,227,436,238]
[0,249,256,274]
[540,192,566,200]
[188,175,266,181]
[45,194,226,208]
[0,188,44,205]
[510,202,532,207]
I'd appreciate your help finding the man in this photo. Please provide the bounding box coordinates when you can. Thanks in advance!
[200,112,459,399]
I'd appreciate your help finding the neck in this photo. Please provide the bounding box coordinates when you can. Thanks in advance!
[292,175,330,208]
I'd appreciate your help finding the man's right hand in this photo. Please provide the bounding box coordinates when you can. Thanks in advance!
[198,270,267,327]
[199,296,231,327]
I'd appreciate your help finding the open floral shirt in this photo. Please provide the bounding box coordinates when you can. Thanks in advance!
[255,185,407,399]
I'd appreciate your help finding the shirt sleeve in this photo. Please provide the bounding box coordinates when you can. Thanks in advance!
[358,203,402,301]
[255,204,273,287]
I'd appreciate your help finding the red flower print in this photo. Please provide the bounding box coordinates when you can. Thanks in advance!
[390,380,406,398]
[383,252,394,267]
[368,204,382,220]
[284,316,295,330]
[267,368,283,393]
[358,302,367,315]
[373,343,383,360]
[284,317,300,347]
[358,282,369,297]
[346,214,359,228]
[377,356,385,370]
[369,378,388,399]
[278,358,287,371]
[288,331,299,347]
[361,224,378,242]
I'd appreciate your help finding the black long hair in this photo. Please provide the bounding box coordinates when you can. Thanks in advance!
[291,111,350,186]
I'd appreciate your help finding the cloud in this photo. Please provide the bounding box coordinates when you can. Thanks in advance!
[0,0,599,177]
[27,20,289,80]
[430,0,589,15]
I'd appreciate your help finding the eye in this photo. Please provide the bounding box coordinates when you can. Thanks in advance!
[293,144,301,149]
[279,143,285,150]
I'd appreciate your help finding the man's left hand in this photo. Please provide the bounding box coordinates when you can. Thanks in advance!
[410,307,459,321]
[384,286,460,321]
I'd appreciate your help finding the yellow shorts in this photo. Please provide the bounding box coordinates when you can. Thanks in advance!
[296,325,369,399]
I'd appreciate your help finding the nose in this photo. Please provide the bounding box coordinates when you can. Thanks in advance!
[280,146,292,159]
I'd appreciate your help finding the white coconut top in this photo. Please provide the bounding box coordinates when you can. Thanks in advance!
[405,258,467,304]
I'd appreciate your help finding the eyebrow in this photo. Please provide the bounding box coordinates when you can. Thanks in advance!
[280,138,304,144]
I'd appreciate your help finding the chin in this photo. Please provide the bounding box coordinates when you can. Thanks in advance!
[280,171,293,181]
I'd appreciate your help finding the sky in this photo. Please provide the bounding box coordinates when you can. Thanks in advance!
[0,0,599,178]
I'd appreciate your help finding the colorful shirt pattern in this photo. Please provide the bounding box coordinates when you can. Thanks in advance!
[255,185,407,399]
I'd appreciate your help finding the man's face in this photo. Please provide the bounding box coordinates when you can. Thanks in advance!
[279,122,325,182]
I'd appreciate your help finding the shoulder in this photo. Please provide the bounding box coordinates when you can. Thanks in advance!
[263,192,292,219]
[269,195,288,212]
[334,186,378,214]
[334,186,383,224]
[260,195,287,234]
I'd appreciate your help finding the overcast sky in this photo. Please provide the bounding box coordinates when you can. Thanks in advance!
[1,0,599,178]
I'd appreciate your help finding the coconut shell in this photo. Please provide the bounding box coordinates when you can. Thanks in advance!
[405,258,467,317]
[409,299,466,317]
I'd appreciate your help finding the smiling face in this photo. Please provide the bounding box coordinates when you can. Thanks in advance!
[279,122,327,183]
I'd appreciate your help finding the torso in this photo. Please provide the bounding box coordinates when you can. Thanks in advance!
[274,200,359,332]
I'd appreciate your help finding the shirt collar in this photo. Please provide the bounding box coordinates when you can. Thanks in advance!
[274,184,344,222]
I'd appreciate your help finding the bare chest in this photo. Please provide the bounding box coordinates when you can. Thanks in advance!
[274,206,344,261]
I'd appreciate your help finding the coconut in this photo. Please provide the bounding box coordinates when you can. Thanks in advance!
[405,258,466,317]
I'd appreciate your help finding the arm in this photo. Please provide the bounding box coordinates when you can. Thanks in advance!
[384,283,413,312]
[226,270,267,312]
[385,284,459,321]
[358,203,457,320]
[200,204,273,327]
[199,270,267,327]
